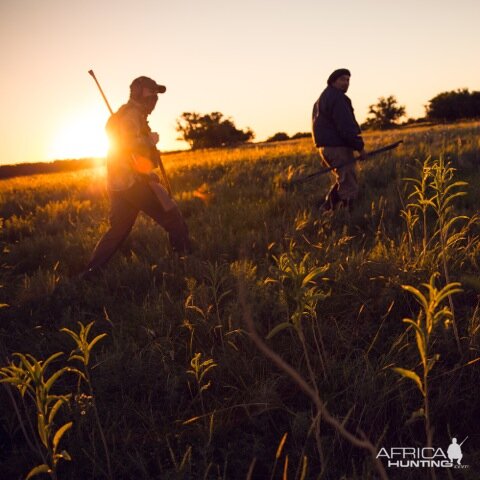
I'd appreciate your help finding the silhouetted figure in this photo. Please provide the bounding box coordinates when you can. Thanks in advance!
[312,68,367,212]
[447,438,463,465]
[81,76,190,279]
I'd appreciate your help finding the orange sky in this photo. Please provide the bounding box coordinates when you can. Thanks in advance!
[0,0,479,165]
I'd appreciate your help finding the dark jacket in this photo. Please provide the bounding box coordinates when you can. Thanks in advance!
[312,86,364,151]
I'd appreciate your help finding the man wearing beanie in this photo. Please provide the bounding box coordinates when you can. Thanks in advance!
[81,76,191,279]
[312,68,367,211]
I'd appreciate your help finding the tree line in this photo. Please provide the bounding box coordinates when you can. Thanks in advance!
[176,88,480,149]
[362,88,480,130]
[0,158,98,180]
[2,88,478,179]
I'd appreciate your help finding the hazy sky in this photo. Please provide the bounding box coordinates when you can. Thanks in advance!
[0,0,479,165]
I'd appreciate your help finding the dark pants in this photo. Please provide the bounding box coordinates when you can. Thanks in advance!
[86,181,190,271]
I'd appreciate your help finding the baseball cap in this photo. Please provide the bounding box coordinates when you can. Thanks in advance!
[130,76,166,94]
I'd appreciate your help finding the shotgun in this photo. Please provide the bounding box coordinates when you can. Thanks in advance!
[283,140,403,189]
[459,436,468,447]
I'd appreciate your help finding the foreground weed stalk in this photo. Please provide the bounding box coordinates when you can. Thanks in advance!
[428,156,468,353]
[266,246,330,469]
[267,246,330,381]
[186,352,217,437]
[238,281,389,480]
[61,322,111,480]
[0,352,82,479]
[402,159,431,260]
[403,155,469,353]
[393,274,461,480]
[205,261,232,325]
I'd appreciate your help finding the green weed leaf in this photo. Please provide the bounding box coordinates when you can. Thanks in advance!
[392,367,425,396]
[26,464,51,479]
[44,367,70,392]
[266,321,294,339]
[88,333,107,352]
[53,421,72,454]
[48,398,66,425]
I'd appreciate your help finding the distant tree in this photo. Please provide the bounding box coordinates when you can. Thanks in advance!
[266,132,290,142]
[426,89,480,121]
[291,132,311,139]
[364,95,406,130]
[176,112,254,149]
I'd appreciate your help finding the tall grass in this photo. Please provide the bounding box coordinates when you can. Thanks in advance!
[1,121,480,478]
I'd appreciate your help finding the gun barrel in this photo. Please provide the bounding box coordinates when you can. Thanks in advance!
[88,70,114,115]
[284,140,404,188]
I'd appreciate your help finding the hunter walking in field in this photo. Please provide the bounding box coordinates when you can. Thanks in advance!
[312,68,367,211]
[81,76,190,279]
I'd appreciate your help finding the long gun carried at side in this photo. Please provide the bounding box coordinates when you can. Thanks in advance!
[283,140,403,190]
[459,436,468,447]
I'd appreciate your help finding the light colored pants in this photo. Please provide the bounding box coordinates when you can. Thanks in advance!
[318,146,359,201]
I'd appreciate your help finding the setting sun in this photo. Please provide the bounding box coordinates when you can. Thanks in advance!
[47,109,109,160]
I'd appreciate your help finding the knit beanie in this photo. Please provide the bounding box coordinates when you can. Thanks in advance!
[327,69,351,86]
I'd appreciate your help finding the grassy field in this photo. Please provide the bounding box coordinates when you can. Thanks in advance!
[1,122,480,479]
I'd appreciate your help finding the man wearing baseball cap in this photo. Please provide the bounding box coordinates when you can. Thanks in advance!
[312,68,367,211]
[81,76,190,278]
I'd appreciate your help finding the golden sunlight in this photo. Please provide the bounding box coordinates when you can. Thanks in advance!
[47,110,108,160]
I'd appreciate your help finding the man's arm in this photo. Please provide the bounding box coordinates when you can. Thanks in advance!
[311,100,320,146]
[107,108,159,175]
[330,97,364,151]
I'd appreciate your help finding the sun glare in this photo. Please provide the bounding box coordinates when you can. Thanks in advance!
[48,110,109,160]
